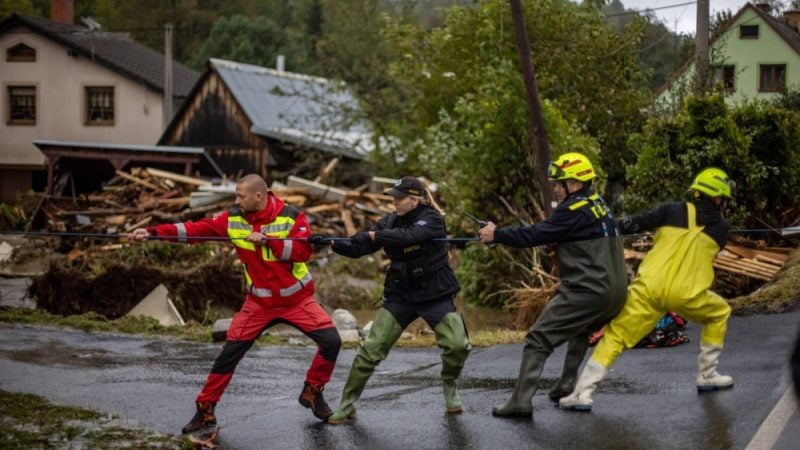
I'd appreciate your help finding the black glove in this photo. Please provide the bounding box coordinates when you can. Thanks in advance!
[350,231,373,245]
[308,234,334,245]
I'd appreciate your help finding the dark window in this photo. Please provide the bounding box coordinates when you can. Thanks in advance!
[85,86,114,125]
[713,65,735,92]
[6,43,36,61]
[740,25,759,38]
[759,64,786,92]
[8,86,36,125]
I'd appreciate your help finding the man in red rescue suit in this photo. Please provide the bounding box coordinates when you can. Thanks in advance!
[128,174,342,433]
[560,167,735,412]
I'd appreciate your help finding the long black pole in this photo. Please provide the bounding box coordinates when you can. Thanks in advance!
[509,0,554,215]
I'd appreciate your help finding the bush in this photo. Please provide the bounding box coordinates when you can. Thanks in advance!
[624,94,800,228]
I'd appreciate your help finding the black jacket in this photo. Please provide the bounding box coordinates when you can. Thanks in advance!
[332,204,460,303]
[619,197,730,249]
[493,186,627,301]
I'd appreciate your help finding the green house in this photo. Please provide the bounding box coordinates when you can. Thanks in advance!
[656,3,800,107]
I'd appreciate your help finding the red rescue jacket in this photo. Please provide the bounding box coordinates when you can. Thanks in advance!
[147,193,314,306]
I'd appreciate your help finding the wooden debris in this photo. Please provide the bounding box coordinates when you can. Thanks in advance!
[624,243,787,282]
[34,166,402,249]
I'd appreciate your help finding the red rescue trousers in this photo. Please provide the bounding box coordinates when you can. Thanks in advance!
[196,296,341,404]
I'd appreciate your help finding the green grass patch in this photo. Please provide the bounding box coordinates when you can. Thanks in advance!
[0,389,189,449]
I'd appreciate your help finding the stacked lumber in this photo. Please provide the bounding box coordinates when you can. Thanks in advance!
[623,240,788,282]
[36,166,398,240]
[713,244,788,281]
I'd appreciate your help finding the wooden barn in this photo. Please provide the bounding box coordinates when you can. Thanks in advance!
[159,58,373,184]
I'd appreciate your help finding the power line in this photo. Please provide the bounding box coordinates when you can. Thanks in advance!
[604,1,698,19]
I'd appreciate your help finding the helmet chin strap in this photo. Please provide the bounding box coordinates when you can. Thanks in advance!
[560,181,573,199]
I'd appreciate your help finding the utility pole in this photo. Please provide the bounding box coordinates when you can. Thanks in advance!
[695,0,710,94]
[163,23,173,128]
[509,0,553,214]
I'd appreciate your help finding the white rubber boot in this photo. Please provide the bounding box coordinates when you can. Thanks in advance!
[696,344,733,392]
[559,360,608,412]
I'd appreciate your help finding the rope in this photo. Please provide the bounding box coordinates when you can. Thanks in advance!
[0,231,482,243]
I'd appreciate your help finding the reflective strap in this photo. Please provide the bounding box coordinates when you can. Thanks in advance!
[228,216,255,250]
[228,221,252,232]
[262,223,293,234]
[247,284,273,298]
[280,240,293,260]
[279,272,312,297]
[176,223,187,242]
[568,200,589,211]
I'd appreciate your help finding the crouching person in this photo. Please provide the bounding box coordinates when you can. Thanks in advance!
[560,168,735,412]
[311,176,470,424]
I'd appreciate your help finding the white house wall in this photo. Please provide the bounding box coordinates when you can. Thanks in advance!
[0,24,167,168]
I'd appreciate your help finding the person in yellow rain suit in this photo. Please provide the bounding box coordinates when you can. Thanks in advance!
[560,167,735,412]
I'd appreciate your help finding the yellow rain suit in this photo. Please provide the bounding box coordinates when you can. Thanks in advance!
[592,202,731,368]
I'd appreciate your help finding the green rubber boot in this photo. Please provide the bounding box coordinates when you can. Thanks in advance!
[491,347,547,417]
[548,337,589,402]
[434,312,471,414]
[327,308,404,424]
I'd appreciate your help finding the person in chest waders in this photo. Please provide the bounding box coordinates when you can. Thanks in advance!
[560,168,736,412]
[129,174,342,435]
[309,176,470,424]
[479,152,628,418]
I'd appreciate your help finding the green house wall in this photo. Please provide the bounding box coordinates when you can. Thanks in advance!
[656,7,800,107]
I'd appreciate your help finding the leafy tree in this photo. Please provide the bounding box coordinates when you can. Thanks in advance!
[0,0,39,16]
[188,15,292,70]
[624,94,800,228]
[382,0,650,189]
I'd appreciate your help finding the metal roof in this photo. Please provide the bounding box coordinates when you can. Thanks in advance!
[33,139,206,154]
[210,58,372,159]
[33,139,224,176]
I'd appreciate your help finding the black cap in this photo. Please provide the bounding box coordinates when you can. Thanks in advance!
[385,176,425,199]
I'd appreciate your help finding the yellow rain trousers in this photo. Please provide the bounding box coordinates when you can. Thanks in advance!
[592,203,731,368]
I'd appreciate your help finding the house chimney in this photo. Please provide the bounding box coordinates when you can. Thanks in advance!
[51,0,74,25]
[784,10,800,32]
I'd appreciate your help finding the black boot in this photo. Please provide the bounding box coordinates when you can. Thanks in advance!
[548,337,589,403]
[181,401,216,434]
[299,382,333,421]
[492,348,547,418]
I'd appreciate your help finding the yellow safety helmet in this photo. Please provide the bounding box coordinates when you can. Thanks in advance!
[690,167,734,198]
[548,152,596,182]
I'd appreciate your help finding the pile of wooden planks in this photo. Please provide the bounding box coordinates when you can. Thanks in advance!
[37,166,399,240]
[713,244,789,281]
[624,239,789,283]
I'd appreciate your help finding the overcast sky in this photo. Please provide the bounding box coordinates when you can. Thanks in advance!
[620,0,750,34]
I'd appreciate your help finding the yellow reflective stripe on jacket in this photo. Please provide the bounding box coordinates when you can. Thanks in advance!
[228,209,312,299]
[228,216,255,251]
[261,215,296,261]
[636,202,719,301]
[568,194,610,219]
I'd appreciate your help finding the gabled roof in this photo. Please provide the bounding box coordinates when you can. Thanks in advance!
[655,2,800,96]
[0,13,199,97]
[209,58,372,159]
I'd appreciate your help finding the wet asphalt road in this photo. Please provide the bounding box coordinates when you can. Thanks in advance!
[1,312,798,450]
